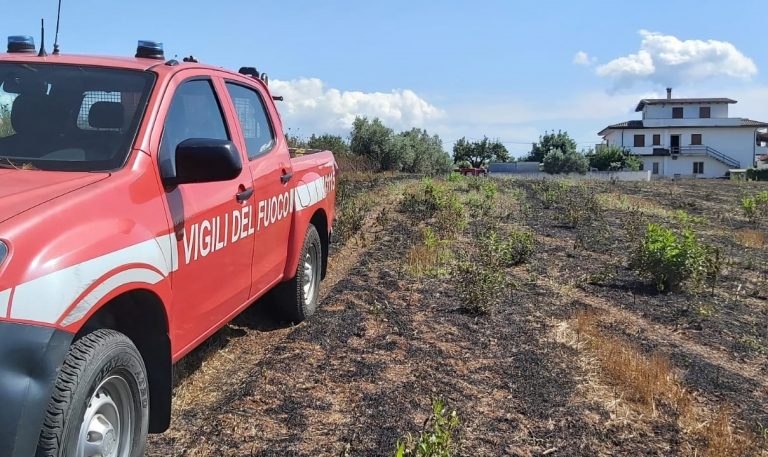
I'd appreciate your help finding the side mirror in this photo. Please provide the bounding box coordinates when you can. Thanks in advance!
[169,138,243,186]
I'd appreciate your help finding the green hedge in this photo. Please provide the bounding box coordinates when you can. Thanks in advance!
[746,168,768,181]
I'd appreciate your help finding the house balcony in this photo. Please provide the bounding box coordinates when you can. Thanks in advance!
[629,145,741,168]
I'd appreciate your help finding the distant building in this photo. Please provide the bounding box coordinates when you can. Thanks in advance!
[598,88,768,178]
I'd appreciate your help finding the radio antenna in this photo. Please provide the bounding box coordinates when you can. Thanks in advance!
[38,19,48,56]
[53,0,62,54]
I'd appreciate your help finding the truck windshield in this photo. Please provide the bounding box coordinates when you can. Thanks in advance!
[0,63,154,172]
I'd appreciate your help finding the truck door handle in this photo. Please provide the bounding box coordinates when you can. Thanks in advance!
[236,187,254,202]
[280,172,293,184]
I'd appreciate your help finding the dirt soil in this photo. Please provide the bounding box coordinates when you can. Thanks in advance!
[147,176,768,456]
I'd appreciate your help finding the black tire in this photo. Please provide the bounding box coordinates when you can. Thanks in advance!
[279,223,323,322]
[37,329,149,457]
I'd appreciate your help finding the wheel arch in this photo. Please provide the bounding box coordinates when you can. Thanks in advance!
[75,288,172,433]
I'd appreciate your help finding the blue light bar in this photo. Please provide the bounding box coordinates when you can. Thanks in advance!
[135,40,164,59]
[7,35,35,53]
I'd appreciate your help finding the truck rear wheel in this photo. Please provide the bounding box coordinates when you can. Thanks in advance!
[37,329,149,457]
[280,223,323,323]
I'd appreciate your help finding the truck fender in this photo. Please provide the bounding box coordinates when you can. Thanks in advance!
[282,173,332,280]
[6,221,176,332]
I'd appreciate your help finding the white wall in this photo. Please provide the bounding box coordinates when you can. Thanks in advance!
[605,127,760,169]
[491,171,651,181]
[643,102,729,120]
[640,156,730,179]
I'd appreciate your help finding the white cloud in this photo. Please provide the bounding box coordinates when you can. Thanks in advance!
[270,78,443,136]
[596,30,757,89]
[573,51,596,66]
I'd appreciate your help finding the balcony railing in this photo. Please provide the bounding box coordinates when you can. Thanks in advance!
[677,146,740,168]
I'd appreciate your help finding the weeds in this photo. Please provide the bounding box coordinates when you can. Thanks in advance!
[734,228,766,248]
[701,408,756,457]
[481,229,534,267]
[335,196,372,243]
[406,227,451,277]
[394,398,461,457]
[741,191,768,225]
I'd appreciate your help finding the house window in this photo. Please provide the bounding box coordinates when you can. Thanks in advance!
[652,162,660,175]
[693,162,704,174]
[691,134,702,145]
[673,107,684,119]
[700,106,711,118]
[652,134,661,146]
[634,134,645,147]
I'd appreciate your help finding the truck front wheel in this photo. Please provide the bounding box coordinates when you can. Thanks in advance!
[37,329,149,457]
[280,223,323,322]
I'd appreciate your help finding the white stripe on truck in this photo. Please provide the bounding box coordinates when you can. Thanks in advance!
[60,268,165,326]
[0,289,10,318]
[10,234,178,324]
[294,176,327,211]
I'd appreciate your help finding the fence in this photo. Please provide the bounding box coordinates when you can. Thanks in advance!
[489,170,652,182]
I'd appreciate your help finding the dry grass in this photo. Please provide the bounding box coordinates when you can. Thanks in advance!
[598,192,675,218]
[573,310,759,456]
[405,243,442,277]
[701,408,756,457]
[575,311,692,418]
[735,228,767,248]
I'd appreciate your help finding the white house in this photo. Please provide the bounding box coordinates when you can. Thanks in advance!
[598,89,768,178]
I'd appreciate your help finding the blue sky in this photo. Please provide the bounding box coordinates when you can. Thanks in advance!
[4,0,768,156]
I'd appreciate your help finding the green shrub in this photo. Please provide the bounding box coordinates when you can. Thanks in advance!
[482,230,534,267]
[530,180,566,209]
[741,191,768,225]
[447,172,465,183]
[630,223,720,292]
[394,399,460,457]
[554,184,602,229]
[542,149,588,174]
[434,193,467,238]
[587,145,641,171]
[453,260,506,315]
[745,168,768,181]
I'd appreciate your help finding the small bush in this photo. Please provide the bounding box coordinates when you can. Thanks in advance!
[434,193,467,238]
[394,399,460,457]
[630,223,720,292]
[453,260,506,315]
[554,184,603,229]
[741,191,768,225]
[530,180,566,209]
[335,197,371,242]
[482,230,534,267]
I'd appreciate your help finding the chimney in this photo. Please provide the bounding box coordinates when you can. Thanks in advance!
[666,87,672,100]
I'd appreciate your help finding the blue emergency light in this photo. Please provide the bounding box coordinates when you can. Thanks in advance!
[7,35,36,53]
[135,40,164,60]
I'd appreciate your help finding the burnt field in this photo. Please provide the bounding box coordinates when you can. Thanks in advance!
[148,174,768,456]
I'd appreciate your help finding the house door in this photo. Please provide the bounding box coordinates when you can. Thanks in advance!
[670,135,681,154]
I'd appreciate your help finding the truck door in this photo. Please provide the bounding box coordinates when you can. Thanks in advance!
[156,76,256,355]
[222,81,293,295]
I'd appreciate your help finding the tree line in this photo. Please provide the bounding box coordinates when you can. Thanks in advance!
[287,117,453,175]
[287,119,640,175]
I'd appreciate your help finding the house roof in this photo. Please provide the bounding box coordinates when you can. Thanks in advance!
[598,119,768,136]
[635,98,737,112]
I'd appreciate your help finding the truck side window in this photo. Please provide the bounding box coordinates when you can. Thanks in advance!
[159,79,229,178]
[225,83,275,160]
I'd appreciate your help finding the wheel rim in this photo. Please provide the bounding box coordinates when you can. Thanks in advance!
[77,375,134,457]
[302,243,321,308]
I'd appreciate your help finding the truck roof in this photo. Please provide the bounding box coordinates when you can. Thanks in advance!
[0,52,243,80]
[0,53,164,71]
